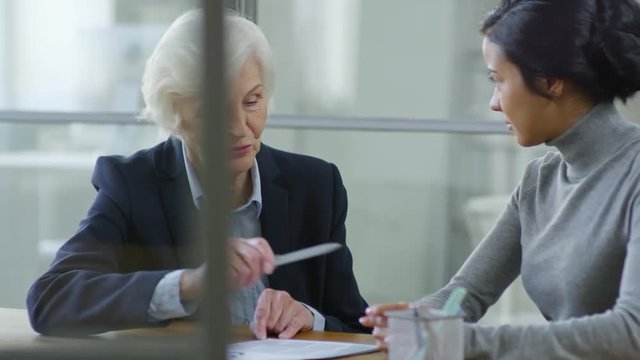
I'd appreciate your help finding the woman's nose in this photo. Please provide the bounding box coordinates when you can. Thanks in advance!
[489,88,501,112]
[228,110,246,137]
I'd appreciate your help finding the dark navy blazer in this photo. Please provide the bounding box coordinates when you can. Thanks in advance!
[26,137,368,335]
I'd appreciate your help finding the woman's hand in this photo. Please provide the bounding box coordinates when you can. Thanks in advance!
[227,237,275,289]
[251,288,314,340]
[359,302,411,350]
[179,237,276,302]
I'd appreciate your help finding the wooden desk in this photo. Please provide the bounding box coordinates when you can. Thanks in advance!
[0,308,384,359]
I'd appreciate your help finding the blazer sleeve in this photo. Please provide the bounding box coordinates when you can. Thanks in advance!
[26,157,173,335]
[321,164,370,333]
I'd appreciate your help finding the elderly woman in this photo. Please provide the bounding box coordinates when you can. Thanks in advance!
[27,10,368,338]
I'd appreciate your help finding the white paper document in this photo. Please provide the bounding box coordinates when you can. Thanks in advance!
[227,339,378,359]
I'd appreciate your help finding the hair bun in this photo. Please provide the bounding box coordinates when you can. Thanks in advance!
[483,0,640,102]
[588,0,640,101]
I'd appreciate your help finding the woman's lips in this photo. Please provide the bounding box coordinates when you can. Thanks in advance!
[506,122,513,132]
[231,144,251,157]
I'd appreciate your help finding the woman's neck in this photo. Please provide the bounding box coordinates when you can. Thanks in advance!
[550,86,597,139]
[230,170,252,208]
[186,146,252,208]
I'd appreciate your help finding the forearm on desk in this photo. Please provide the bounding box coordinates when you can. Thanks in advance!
[150,272,325,331]
[28,269,170,335]
[465,311,640,359]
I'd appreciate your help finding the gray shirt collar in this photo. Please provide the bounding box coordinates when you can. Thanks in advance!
[182,142,262,217]
[546,102,640,181]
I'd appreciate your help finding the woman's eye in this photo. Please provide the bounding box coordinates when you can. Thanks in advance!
[488,75,497,84]
[245,95,261,107]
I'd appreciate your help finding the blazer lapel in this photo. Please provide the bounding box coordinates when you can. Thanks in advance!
[258,145,306,294]
[257,145,293,257]
[154,141,292,269]
[154,137,201,267]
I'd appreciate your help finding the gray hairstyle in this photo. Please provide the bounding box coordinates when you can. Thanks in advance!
[139,9,275,135]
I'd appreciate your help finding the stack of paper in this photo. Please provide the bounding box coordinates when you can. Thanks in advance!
[228,339,378,360]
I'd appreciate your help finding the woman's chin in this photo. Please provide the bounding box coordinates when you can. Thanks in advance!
[230,156,254,176]
[515,135,542,148]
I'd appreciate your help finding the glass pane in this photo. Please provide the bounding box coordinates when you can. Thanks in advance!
[258,0,500,120]
[0,122,161,309]
[0,0,198,112]
[6,0,640,340]
[3,0,640,123]
[262,128,547,308]
[258,0,640,123]
[0,120,550,327]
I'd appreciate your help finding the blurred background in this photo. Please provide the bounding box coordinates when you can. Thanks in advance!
[1,0,639,326]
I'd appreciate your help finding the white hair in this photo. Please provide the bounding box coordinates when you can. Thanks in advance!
[139,9,275,135]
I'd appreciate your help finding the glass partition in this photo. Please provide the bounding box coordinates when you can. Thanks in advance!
[0,0,197,113]
[3,0,639,122]
[0,120,550,325]
[3,0,640,353]
[0,122,161,309]
[257,0,640,124]
[257,0,499,121]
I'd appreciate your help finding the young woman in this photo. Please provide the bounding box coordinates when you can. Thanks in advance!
[361,0,640,358]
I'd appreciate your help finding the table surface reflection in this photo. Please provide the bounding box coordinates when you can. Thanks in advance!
[0,308,384,359]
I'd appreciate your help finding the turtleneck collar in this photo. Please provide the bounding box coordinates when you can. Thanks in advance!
[546,102,640,182]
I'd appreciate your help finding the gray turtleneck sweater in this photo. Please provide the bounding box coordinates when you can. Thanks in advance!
[418,103,640,359]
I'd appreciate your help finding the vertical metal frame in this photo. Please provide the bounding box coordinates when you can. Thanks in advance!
[202,0,230,359]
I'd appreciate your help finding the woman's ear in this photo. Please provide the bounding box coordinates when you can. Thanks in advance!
[534,77,564,98]
[545,78,564,98]
[173,95,200,124]
[172,94,186,120]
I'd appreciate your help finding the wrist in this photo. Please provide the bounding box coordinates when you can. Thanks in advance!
[302,304,315,331]
[179,270,199,301]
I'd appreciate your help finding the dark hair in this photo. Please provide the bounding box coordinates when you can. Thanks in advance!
[481,0,640,103]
